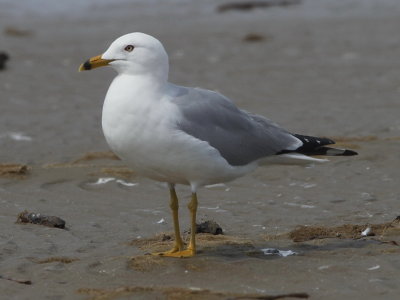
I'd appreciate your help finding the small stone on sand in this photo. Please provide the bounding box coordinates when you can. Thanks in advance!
[196,220,223,235]
[16,211,66,229]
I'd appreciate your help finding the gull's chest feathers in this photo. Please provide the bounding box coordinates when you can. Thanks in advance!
[101,77,178,167]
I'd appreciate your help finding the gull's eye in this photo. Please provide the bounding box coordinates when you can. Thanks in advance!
[124,45,134,52]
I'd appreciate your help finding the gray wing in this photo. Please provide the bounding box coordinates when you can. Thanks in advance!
[170,86,302,166]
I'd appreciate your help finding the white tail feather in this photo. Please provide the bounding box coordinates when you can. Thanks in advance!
[260,153,328,166]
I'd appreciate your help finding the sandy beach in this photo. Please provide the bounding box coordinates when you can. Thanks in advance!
[1,0,400,299]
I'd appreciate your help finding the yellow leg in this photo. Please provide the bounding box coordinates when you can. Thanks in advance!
[154,191,198,258]
[152,185,184,256]
[168,186,184,252]
[187,192,198,254]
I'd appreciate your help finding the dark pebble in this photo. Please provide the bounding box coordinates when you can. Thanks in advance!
[0,52,9,70]
[196,220,223,235]
[217,0,301,13]
[16,211,66,229]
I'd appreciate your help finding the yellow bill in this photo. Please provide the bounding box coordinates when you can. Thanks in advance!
[78,55,114,72]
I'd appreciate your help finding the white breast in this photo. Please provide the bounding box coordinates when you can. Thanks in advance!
[102,76,255,186]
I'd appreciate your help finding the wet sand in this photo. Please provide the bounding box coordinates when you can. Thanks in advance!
[1,1,400,299]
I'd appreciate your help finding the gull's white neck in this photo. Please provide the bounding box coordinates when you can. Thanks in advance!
[107,73,168,103]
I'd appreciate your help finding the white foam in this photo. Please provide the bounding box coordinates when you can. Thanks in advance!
[361,227,372,236]
[116,179,138,187]
[261,248,297,257]
[156,218,165,224]
[89,177,138,186]
[0,132,32,141]
[284,202,315,209]
[90,177,115,185]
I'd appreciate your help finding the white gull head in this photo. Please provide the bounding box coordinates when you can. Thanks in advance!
[101,32,169,80]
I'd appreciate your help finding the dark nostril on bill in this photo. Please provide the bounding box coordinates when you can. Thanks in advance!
[83,60,92,70]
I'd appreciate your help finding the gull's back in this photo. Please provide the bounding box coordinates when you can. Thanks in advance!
[170,86,302,166]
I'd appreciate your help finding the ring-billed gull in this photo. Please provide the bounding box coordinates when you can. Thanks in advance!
[79,32,357,257]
